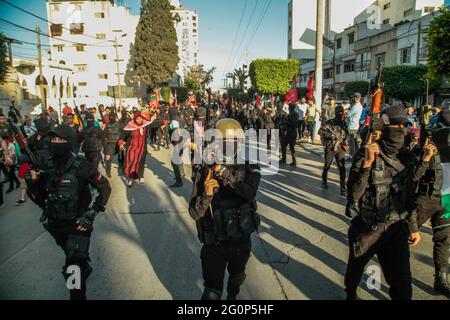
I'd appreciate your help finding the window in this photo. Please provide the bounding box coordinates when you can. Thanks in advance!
[75,64,87,72]
[74,4,82,11]
[336,38,342,49]
[193,16,197,21]
[383,18,390,24]
[95,12,105,18]
[78,82,87,87]
[50,24,63,37]
[324,68,333,79]
[112,30,123,33]
[336,64,341,75]
[193,29,197,33]
[70,23,84,35]
[75,44,85,52]
[288,53,291,59]
[383,2,390,10]
[404,8,413,17]
[50,4,60,11]
[344,60,355,73]
[97,54,107,60]
[289,39,292,46]
[194,53,197,57]
[348,32,355,45]
[96,34,106,40]
[424,6,434,13]
[289,25,292,32]
[98,74,108,79]
[54,45,64,52]
[400,47,411,64]
[376,52,386,65]
[99,91,108,96]
[193,23,197,27]
[182,22,187,27]
[289,10,292,18]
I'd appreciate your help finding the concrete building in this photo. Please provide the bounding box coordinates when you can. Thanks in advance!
[172,3,200,80]
[46,0,139,106]
[354,0,444,26]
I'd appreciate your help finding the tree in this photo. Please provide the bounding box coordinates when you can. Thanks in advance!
[249,59,300,95]
[184,65,216,97]
[130,0,179,90]
[426,7,450,79]
[344,81,370,97]
[382,65,440,103]
[233,67,248,92]
[0,33,8,84]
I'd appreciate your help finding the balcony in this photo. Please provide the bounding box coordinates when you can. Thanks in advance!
[355,60,371,71]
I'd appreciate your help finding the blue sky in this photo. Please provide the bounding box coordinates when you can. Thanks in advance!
[0,0,374,88]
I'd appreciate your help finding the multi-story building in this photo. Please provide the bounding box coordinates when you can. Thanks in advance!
[46,0,138,105]
[354,0,443,26]
[172,2,200,80]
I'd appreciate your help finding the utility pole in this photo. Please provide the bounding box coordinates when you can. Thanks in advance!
[7,39,13,67]
[36,26,47,115]
[114,36,123,111]
[314,0,324,143]
[416,20,421,66]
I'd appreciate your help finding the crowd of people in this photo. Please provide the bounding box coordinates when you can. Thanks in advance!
[0,91,449,301]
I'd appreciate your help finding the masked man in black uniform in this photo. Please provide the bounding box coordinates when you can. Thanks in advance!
[26,125,111,300]
[189,118,261,300]
[280,104,299,166]
[318,105,349,196]
[344,105,420,300]
[81,113,104,169]
[103,113,122,178]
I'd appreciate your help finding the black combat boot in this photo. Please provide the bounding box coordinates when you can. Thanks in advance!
[340,184,348,197]
[290,155,297,166]
[322,180,328,189]
[434,272,450,298]
[201,288,222,300]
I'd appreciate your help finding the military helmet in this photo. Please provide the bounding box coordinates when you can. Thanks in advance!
[215,118,245,140]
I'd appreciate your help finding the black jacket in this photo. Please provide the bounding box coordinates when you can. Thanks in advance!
[81,125,104,152]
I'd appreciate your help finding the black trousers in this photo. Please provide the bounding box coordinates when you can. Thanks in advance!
[171,148,185,184]
[281,131,298,161]
[201,238,251,298]
[345,218,412,300]
[157,127,170,148]
[45,219,92,300]
[84,151,102,169]
[416,195,449,273]
[104,143,117,176]
[322,148,346,187]
[0,162,9,180]
[7,165,19,190]
[298,120,305,138]
[149,127,158,145]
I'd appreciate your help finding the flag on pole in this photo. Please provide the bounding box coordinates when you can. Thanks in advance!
[307,72,315,99]
[285,75,298,104]
[256,95,262,108]
[433,128,450,220]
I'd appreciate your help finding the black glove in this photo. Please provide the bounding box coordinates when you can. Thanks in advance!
[76,208,97,231]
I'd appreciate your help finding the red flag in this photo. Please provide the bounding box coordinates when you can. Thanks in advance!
[256,95,262,108]
[150,90,159,109]
[285,76,298,104]
[307,72,315,99]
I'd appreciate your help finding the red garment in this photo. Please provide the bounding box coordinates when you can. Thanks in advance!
[119,117,152,179]
[63,106,73,116]
[19,163,30,179]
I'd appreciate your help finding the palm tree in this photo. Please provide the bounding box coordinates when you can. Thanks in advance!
[233,67,248,92]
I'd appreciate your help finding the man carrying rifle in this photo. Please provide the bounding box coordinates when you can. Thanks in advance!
[344,105,419,300]
[409,106,450,297]
[318,105,349,196]
[26,125,111,300]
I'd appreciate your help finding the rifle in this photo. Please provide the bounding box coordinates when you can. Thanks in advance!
[73,100,84,131]
[7,118,38,169]
[367,61,383,143]
[10,101,28,139]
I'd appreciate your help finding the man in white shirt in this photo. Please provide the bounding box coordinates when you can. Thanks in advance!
[296,97,308,139]
[345,92,363,158]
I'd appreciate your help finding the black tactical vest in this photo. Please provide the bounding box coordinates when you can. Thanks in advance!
[196,165,260,245]
[45,156,89,220]
[359,154,411,226]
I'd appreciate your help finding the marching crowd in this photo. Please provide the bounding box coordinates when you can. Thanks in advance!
[1,91,450,300]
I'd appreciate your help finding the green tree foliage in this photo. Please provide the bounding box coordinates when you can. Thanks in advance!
[233,67,249,92]
[131,0,179,89]
[426,8,450,78]
[0,33,8,84]
[344,81,370,97]
[249,59,300,95]
[383,65,440,103]
[184,65,216,98]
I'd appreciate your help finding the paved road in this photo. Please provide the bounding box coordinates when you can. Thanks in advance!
[0,142,446,300]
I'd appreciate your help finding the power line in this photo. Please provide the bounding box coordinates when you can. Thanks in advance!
[232,0,273,70]
[229,0,260,72]
[224,0,248,74]
[0,0,102,42]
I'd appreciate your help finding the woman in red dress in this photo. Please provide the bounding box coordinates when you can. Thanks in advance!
[118,112,152,187]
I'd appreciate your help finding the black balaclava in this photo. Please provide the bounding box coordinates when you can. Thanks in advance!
[109,113,117,125]
[334,106,345,121]
[85,114,95,127]
[379,126,407,157]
